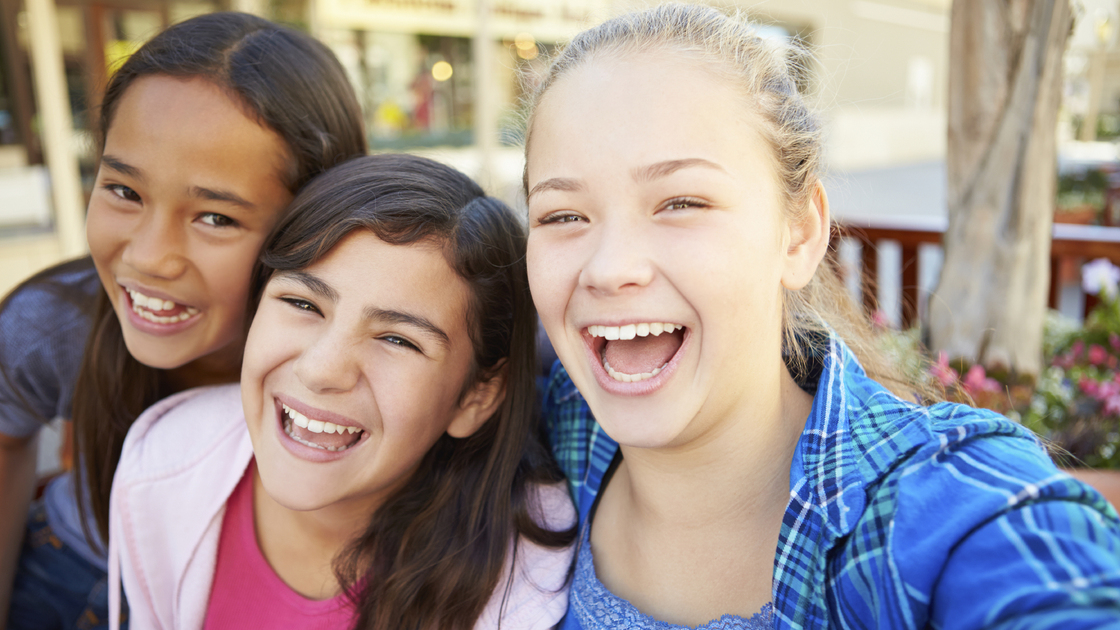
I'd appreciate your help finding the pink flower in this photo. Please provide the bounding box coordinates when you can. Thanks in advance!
[1072,340,1086,361]
[1099,381,1120,400]
[1081,377,1101,397]
[871,310,889,329]
[963,365,1000,394]
[1110,333,1120,352]
[1105,395,1120,417]
[1053,352,1075,369]
[930,352,958,388]
[1090,344,1109,366]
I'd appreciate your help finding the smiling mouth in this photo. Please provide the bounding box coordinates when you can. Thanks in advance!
[281,403,365,452]
[126,288,199,324]
[588,323,686,383]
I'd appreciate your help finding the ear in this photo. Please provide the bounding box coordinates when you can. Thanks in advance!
[446,360,508,439]
[781,180,830,292]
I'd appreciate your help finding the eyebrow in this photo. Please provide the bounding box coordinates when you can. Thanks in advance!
[275,270,339,302]
[633,158,726,182]
[526,177,583,201]
[527,158,727,201]
[363,307,451,350]
[189,185,256,210]
[100,155,144,181]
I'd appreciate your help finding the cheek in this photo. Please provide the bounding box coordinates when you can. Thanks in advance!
[85,203,123,267]
[242,309,290,396]
[526,236,570,324]
[203,243,266,320]
[372,355,469,442]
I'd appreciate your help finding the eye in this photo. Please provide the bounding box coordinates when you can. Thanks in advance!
[380,335,420,352]
[535,212,586,227]
[279,296,321,315]
[105,184,141,203]
[662,197,709,211]
[199,213,238,228]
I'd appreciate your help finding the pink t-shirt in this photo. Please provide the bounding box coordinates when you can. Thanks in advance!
[203,462,354,629]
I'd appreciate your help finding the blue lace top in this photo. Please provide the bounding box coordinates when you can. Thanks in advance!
[562,518,774,630]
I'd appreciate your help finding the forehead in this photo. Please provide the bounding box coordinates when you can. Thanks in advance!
[105,75,293,190]
[302,231,471,334]
[526,51,777,186]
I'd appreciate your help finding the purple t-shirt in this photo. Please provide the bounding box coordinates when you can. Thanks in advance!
[0,259,105,569]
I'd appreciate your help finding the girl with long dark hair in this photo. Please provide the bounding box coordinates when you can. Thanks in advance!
[109,154,577,630]
[0,13,366,628]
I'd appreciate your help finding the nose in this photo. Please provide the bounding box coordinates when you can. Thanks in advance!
[579,218,655,295]
[292,327,361,394]
[120,209,188,280]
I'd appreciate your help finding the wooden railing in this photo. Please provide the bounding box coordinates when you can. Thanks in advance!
[832,215,1120,329]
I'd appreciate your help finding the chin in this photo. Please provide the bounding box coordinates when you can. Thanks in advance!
[120,339,185,370]
[591,400,692,449]
[256,460,335,512]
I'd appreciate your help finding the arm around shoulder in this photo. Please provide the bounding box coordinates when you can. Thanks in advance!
[932,494,1120,628]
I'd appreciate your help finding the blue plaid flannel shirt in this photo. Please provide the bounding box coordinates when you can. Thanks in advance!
[543,336,1120,629]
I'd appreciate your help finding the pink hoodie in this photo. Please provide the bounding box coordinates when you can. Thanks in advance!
[108,384,576,630]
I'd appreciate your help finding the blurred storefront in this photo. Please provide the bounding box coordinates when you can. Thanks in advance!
[0,0,604,293]
[316,0,602,150]
[0,0,959,296]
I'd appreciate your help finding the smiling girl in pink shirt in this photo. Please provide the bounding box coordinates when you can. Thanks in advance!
[110,154,578,630]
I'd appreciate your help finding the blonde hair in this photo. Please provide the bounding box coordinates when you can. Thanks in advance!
[525,2,930,399]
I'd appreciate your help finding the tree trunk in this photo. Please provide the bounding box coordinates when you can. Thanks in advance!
[929,0,1072,377]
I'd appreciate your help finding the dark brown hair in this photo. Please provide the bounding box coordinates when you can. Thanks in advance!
[70,11,368,542]
[258,154,574,630]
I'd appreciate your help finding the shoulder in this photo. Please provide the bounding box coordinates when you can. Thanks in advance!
[0,259,100,434]
[111,384,251,630]
[0,258,99,330]
[526,480,578,532]
[475,481,576,630]
[859,397,1069,507]
[845,390,1096,532]
[816,370,1120,626]
[116,384,247,484]
[832,356,1049,496]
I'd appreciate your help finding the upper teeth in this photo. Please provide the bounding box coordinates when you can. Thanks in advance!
[588,323,681,341]
[127,288,199,323]
[282,403,360,435]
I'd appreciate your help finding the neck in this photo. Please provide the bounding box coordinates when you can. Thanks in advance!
[252,467,372,599]
[616,366,812,530]
[165,339,244,391]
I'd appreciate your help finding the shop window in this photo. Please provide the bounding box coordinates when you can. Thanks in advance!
[328,29,475,149]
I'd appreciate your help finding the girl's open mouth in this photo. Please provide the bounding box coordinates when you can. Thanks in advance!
[587,322,687,383]
[126,287,199,324]
[281,403,366,452]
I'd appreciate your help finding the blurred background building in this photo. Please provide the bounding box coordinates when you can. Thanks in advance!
[23,0,1120,472]
[10,0,1119,331]
[0,0,958,298]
